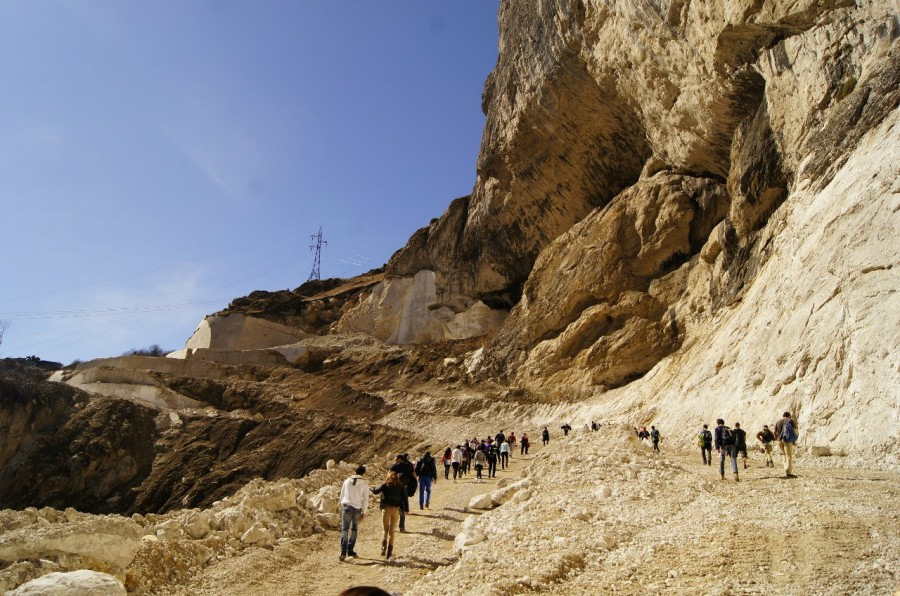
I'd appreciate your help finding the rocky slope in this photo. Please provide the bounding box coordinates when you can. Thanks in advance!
[1,0,898,593]
[342,0,900,457]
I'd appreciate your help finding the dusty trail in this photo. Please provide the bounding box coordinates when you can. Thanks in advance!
[176,431,900,596]
[177,445,539,596]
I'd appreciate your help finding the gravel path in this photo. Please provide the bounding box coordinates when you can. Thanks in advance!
[175,429,900,595]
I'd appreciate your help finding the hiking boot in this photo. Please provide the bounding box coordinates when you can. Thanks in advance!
[339,553,346,561]
[720,473,725,480]
[348,551,359,558]
[381,540,387,556]
[386,545,393,559]
[734,472,740,482]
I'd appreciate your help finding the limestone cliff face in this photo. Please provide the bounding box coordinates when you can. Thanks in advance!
[343,0,899,453]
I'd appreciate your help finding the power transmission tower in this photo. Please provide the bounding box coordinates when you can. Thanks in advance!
[307,226,327,282]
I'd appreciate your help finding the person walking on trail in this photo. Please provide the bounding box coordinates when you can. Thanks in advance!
[756,424,776,467]
[715,418,740,481]
[486,439,499,478]
[699,424,713,465]
[499,439,510,470]
[473,447,487,482]
[461,446,472,477]
[371,471,405,559]
[561,423,572,437]
[520,433,530,455]
[451,445,463,482]
[650,426,662,452]
[389,454,415,532]
[733,422,749,469]
[441,447,452,480]
[495,430,506,447]
[338,465,369,561]
[508,432,516,456]
[542,427,550,446]
[415,452,438,509]
[774,412,799,477]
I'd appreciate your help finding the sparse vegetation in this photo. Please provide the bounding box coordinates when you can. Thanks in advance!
[122,344,169,357]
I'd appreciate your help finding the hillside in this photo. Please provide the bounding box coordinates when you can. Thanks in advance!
[1,0,898,594]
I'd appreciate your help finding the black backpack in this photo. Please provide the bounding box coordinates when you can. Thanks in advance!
[405,469,417,497]
[720,426,735,446]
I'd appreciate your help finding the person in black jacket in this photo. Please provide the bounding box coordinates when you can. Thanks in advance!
[389,454,415,532]
[371,471,405,558]
[734,422,748,469]
[715,418,739,481]
[415,451,438,509]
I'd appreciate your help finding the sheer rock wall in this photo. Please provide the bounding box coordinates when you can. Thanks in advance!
[343,0,899,454]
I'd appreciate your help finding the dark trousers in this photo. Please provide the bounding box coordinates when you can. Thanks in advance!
[487,458,497,477]
[444,463,450,479]
[701,446,712,465]
[521,443,529,455]
[500,452,509,469]
[475,463,483,479]
[452,461,460,480]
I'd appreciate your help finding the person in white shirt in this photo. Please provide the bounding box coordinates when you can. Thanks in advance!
[338,465,369,560]
[451,445,463,482]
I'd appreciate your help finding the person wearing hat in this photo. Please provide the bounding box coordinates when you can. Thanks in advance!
[389,454,415,532]
[756,424,776,467]
[338,465,369,561]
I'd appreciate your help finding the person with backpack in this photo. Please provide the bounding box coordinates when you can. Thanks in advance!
[733,422,749,469]
[415,452,438,509]
[370,470,405,559]
[508,432,516,456]
[472,447,486,482]
[756,425,776,467]
[520,433,530,455]
[650,426,662,452]
[542,427,550,445]
[774,412,799,477]
[561,423,572,436]
[338,465,369,561]
[698,424,713,465]
[714,418,739,481]
[389,454,415,532]
[485,439,498,478]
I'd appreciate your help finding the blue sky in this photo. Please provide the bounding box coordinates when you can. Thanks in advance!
[0,1,499,365]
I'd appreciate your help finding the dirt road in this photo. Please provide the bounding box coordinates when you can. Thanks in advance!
[176,432,900,595]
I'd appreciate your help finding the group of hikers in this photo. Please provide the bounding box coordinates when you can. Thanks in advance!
[337,429,543,561]
[636,411,800,481]
[338,413,801,561]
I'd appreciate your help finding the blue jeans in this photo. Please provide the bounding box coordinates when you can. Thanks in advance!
[719,445,738,475]
[340,505,360,554]
[418,476,433,508]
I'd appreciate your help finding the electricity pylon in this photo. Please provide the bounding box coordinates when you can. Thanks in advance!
[307,226,326,282]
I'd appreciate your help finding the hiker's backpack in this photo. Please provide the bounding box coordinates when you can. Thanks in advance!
[651,429,660,441]
[697,432,706,447]
[781,420,798,443]
[405,470,417,497]
[720,427,735,446]
[414,459,424,476]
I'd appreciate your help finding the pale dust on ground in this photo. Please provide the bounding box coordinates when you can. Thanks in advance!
[174,432,900,596]
[174,447,536,596]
